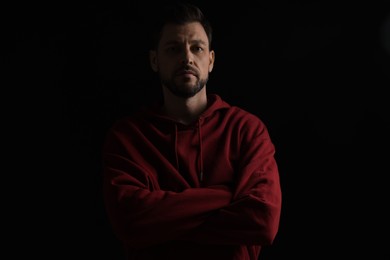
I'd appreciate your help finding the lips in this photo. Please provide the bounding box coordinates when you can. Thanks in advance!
[176,68,198,77]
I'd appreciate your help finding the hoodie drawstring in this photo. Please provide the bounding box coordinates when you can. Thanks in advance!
[174,124,180,172]
[173,121,204,183]
[197,119,204,182]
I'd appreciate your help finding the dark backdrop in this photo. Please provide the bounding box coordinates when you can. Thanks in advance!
[7,0,389,259]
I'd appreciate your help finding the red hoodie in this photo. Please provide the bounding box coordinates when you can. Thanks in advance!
[102,94,282,260]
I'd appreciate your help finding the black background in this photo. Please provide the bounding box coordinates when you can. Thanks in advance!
[7,0,390,258]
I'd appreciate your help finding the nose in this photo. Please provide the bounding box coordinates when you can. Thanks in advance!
[181,47,193,65]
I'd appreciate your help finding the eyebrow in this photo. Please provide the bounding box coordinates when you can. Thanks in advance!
[163,39,208,46]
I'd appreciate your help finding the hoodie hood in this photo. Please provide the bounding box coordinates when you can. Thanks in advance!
[135,94,230,183]
[140,94,231,124]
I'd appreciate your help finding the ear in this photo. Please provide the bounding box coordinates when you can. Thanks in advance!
[149,50,158,72]
[208,50,215,72]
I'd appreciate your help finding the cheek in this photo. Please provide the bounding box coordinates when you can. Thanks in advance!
[158,58,176,71]
[158,64,175,78]
[200,61,212,74]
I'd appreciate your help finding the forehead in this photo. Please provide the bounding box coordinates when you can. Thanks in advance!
[159,22,209,46]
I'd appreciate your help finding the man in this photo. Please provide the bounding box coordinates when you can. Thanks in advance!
[102,2,282,259]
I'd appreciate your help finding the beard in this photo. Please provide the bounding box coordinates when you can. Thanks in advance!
[160,74,209,98]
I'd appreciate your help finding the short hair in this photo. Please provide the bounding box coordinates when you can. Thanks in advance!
[150,2,213,50]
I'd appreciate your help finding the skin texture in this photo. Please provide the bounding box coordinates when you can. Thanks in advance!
[149,22,215,125]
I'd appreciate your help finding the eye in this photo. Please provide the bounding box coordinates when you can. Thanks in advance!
[166,46,180,53]
[192,46,204,53]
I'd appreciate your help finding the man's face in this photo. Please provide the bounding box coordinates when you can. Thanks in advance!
[150,22,215,98]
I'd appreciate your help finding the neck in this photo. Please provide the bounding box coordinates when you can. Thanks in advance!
[161,88,207,125]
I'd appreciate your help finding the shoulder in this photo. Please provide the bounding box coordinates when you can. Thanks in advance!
[105,111,145,139]
[225,106,274,145]
[208,94,265,125]
[226,105,266,127]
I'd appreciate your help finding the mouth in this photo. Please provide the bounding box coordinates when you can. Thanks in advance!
[176,68,198,77]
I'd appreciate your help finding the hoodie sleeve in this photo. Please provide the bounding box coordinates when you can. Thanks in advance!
[179,116,282,246]
[102,125,232,249]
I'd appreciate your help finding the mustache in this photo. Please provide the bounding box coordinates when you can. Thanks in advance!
[175,66,199,76]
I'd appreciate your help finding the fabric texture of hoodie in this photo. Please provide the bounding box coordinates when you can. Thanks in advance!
[102,94,282,260]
